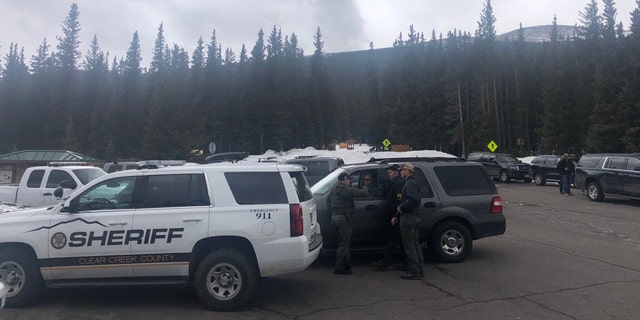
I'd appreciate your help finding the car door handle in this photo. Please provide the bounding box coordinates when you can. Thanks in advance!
[365,205,378,211]
[109,221,128,226]
[183,217,203,223]
[43,192,52,196]
[423,202,436,208]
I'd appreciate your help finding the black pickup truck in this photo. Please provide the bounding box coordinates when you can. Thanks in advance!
[574,153,640,202]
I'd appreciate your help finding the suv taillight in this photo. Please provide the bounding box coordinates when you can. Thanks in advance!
[290,204,304,237]
[491,196,503,213]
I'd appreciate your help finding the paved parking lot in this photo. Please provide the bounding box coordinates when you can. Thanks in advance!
[1,182,639,320]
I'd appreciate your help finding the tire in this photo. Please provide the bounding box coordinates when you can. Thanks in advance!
[499,170,510,183]
[0,248,43,307]
[429,221,472,263]
[194,248,259,311]
[586,181,605,202]
[534,173,545,186]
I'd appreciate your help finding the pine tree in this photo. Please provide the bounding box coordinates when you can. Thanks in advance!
[123,31,142,75]
[150,23,166,73]
[56,3,81,72]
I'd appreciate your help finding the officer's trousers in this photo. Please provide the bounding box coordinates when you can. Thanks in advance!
[331,214,352,271]
[399,213,424,277]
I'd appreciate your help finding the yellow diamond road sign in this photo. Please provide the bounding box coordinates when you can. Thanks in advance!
[382,139,391,147]
[487,140,498,152]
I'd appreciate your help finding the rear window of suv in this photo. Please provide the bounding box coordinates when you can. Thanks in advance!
[434,166,495,196]
[225,172,288,204]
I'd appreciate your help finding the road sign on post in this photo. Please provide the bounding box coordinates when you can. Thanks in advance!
[382,138,391,151]
[487,140,498,152]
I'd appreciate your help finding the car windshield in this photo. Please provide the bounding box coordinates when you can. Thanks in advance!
[310,168,343,195]
[496,154,519,162]
[73,168,107,185]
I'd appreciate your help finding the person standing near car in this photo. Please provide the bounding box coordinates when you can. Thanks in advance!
[331,172,370,275]
[391,163,424,280]
[372,164,406,271]
[557,153,575,195]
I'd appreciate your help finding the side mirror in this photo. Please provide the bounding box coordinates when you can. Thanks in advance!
[60,180,77,189]
[54,187,64,199]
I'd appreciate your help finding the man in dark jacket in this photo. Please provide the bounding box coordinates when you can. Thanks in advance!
[331,172,370,275]
[372,164,405,271]
[557,153,575,195]
[391,163,424,280]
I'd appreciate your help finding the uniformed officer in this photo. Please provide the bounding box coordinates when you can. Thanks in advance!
[331,172,370,275]
[391,163,424,280]
[372,163,406,271]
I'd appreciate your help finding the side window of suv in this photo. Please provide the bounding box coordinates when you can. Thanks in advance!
[412,168,434,198]
[139,174,209,208]
[434,166,495,196]
[225,172,288,204]
[75,176,138,211]
[625,158,640,171]
[578,155,603,168]
[607,157,627,170]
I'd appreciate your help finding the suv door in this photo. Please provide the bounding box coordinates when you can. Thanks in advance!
[48,176,138,279]
[603,157,626,195]
[350,168,390,248]
[622,157,640,198]
[483,154,501,178]
[130,173,210,277]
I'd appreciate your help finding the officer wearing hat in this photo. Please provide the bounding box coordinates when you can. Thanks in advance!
[331,172,370,275]
[372,163,406,271]
[391,163,424,280]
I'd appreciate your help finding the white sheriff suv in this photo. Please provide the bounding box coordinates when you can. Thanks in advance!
[0,161,322,310]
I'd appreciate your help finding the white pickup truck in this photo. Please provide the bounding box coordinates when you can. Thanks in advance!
[0,165,106,208]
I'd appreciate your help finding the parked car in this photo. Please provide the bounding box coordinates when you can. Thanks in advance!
[0,164,106,208]
[286,156,344,186]
[467,152,532,183]
[574,153,640,202]
[529,154,577,186]
[311,161,506,263]
[0,162,321,310]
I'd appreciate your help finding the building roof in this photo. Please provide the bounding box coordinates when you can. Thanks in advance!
[0,150,103,162]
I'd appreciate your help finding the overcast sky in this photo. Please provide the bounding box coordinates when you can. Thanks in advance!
[0,0,636,69]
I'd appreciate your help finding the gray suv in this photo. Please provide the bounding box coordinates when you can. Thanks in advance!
[311,161,506,263]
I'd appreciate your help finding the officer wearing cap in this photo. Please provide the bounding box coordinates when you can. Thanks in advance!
[331,172,370,275]
[372,164,406,271]
[391,163,424,280]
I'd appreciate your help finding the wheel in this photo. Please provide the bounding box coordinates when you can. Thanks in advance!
[429,221,472,263]
[534,173,545,186]
[586,181,604,202]
[194,248,259,311]
[0,248,43,307]
[499,170,510,183]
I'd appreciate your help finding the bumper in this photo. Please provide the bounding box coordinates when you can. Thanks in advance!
[255,233,322,277]
[474,214,506,238]
[510,171,531,180]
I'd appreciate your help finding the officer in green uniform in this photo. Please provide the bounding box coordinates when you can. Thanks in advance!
[331,172,370,275]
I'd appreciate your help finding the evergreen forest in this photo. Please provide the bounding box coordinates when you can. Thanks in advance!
[1,0,639,161]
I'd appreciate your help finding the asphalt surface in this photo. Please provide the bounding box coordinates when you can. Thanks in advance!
[1,182,639,320]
